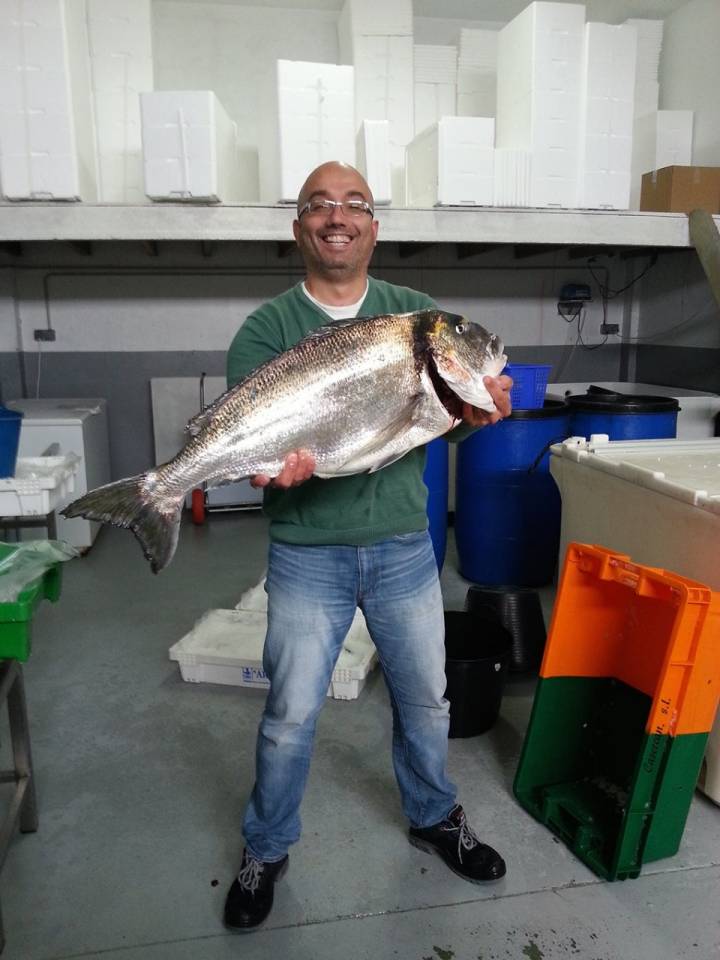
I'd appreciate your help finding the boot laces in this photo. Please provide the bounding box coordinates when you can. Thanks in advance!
[237,854,264,894]
[442,811,480,863]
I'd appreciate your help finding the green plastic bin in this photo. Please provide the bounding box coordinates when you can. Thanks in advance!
[0,543,63,661]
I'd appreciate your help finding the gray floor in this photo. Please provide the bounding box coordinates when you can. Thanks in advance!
[2,513,719,960]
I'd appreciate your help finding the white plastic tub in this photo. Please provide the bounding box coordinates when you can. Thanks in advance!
[0,456,78,517]
[550,436,720,804]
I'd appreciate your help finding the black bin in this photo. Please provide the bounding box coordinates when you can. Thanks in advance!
[444,611,512,738]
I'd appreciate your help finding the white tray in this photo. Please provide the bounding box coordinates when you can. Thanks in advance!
[0,456,78,516]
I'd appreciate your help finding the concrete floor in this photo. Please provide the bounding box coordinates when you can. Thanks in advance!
[2,512,719,960]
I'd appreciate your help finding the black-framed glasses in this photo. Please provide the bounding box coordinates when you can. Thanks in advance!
[298,198,374,219]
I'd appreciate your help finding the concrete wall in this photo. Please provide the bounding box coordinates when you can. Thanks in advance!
[659,0,720,164]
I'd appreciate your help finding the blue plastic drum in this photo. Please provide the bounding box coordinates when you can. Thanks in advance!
[0,407,23,478]
[566,393,679,440]
[423,437,449,571]
[455,400,570,587]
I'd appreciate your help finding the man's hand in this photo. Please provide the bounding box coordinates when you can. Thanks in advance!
[250,449,316,489]
[461,374,514,428]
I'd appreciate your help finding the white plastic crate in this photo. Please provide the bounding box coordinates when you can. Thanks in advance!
[0,456,77,516]
[169,608,379,701]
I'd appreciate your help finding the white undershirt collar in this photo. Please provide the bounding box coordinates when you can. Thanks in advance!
[302,280,369,321]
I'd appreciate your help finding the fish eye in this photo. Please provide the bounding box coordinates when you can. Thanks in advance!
[455,322,467,335]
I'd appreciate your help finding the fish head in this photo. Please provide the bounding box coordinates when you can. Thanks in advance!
[426,312,507,413]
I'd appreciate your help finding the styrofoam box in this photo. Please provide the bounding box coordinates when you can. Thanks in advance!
[0,0,97,200]
[356,119,391,205]
[496,1,585,208]
[550,436,720,806]
[259,60,355,203]
[87,0,153,203]
[414,82,457,141]
[168,609,379,700]
[0,456,77,516]
[406,117,494,207]
[546,381,720,439]
[338,0,413,41]
[494,148,532,206]
[141,91,240,202]
[576,22,636,210]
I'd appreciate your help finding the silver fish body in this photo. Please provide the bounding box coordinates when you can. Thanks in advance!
[63,309,506,572]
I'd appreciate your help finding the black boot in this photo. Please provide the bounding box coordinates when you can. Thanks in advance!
[409,804,506,883]
[223,848,289,931]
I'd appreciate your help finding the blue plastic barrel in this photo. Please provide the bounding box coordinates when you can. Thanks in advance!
[423,437,449,571]
[455,400,570,587]
[566,393,679,440]
[0,407,23,478]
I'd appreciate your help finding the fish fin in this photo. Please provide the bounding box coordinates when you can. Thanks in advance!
[61,475,183,574]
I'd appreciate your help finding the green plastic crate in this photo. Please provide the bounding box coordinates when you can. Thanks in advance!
[0,543,63,661]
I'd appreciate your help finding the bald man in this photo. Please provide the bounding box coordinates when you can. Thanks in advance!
[224,162,512,932]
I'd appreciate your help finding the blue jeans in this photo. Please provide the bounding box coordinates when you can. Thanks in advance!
[242,531,457,861]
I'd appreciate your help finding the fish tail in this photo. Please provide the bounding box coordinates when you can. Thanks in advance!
[62,473,183,574]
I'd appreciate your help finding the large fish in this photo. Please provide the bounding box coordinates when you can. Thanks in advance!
[62,309,506,572]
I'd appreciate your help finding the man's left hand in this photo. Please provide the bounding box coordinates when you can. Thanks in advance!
[461,374,513,427]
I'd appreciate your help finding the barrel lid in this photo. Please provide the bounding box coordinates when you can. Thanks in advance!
[566,392,679,414]
[508,399,568,420]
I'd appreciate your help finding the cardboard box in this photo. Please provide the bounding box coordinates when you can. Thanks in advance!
[640,165,720,214]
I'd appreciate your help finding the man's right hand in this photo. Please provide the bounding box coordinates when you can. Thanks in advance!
[250,449,316,489]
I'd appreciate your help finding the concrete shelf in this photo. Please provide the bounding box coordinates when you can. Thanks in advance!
[0,202,713,248]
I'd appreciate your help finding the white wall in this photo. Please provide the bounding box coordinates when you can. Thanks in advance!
[637,251,720,348]
[659,0,720,164]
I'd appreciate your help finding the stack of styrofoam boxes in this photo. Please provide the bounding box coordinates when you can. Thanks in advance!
[406,117,495,207]
[140,92,240,202]
[457,28,498,119]
[493,149,532,206]
[624,18,663,119]
[356,119,391,205]
[630,110,694,209]
[496,2,586,209]
[414,45,458,139]
[259,60,355,203]
[576,23,637,210]
[0,0,97,200]
[338,0,414,206]
[86,0,153,203]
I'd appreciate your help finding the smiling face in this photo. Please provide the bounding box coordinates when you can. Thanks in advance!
[292,162,379,284]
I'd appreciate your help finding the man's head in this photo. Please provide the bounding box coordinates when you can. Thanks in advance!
[293,162,379,283]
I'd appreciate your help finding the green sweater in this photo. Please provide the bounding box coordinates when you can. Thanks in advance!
[226,277,475,546]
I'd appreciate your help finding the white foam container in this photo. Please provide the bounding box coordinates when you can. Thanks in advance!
[356,119,391,205]
[169,609,379,701]
[0,0,97,200]
[550,436,720,805]
[0,456,77,516]
[406,117,494,207]
[259,60,355,203]
[141,91,240,202]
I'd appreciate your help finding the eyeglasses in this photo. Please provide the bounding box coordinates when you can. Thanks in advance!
[298,198,374,219]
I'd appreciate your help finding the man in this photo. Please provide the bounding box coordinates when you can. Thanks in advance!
[224,162,513,932]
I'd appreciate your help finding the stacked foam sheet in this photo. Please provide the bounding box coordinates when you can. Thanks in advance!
[87,0,153,203]
[457,28,498,118]
[496,2,586,209]
[0,0,97,200]
[259,60,355,203]
[576,22,637,210]
[338,0,414,205]
[493,149,532,206]
[356,119,391,205]
[624,18,663,118]
[630,109,694,209]
[406,117,494,207]
[414,45,457,138]
[140,92,240,202]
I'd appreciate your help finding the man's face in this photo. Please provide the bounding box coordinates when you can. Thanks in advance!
[292,166,379,280]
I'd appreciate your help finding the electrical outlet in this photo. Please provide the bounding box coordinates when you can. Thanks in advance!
[34,328,56,341]
[600,323,619,335]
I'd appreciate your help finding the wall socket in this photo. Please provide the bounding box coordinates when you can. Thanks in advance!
[600,323,619,335]
[34,328,56,341]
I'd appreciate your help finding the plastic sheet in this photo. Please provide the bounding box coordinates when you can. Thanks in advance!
[0,540,79,603]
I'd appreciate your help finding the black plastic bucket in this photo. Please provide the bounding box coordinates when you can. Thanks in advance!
[444,611,512,738]
[465,584,546,674]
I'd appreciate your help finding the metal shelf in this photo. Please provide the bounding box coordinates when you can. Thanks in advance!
[0,202,712,248]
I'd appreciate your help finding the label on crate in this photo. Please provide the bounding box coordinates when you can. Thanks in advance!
[241,666,269,686]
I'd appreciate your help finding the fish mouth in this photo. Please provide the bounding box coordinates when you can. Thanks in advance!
[427,354,465,421]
